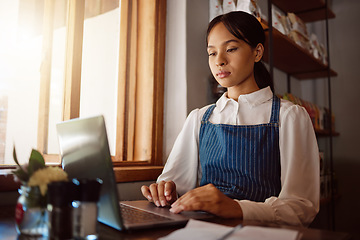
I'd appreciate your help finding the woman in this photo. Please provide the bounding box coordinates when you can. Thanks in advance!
[141,11,319,227]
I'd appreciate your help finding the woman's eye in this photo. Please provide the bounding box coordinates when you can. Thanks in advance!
[227,47,237,53]
[208,52,216,57]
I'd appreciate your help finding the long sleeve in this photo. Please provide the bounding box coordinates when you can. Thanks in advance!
[237,104,320,226]
[157,109,203,196]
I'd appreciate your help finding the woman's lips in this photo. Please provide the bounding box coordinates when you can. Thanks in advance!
[216,71,231,79]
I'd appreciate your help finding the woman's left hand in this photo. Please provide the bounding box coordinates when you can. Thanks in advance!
[169,184,243,218]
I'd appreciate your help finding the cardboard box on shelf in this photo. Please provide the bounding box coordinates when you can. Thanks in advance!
[288,30,311,52]
[236,0,262,19]
[309,33,328,65]
[287,12,309,38]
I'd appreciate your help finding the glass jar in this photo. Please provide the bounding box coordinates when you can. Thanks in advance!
[72,178,102,240]
[15,185,48,237]
[47,181,74,240]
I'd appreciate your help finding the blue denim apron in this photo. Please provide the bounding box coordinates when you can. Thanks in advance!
[199,95,281,202]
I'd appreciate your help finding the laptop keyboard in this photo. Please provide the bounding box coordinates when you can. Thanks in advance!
[120,203,173,224]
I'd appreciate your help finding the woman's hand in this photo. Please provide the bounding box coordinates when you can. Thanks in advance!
[169,184,243,218]
[141,180,178,207]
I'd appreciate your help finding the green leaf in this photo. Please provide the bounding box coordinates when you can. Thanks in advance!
[12,147,30,182]
[13,147,22,167]
[28,149,46,176]
[12,168,29,182]
[29,149,45,164]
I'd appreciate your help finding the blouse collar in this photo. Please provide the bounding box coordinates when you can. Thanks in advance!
[216,86,273,112]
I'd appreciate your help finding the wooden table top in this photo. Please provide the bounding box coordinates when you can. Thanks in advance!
[0,205,353,240]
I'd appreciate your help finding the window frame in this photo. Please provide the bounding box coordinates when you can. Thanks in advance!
[0,0,166,191]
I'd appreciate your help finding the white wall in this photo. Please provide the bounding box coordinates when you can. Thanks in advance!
[185,0,211,113]
[163,0,188,161]
[328,0,360,237]
[163,0,213,161]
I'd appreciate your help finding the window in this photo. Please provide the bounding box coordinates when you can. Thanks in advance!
[0,0,166,186]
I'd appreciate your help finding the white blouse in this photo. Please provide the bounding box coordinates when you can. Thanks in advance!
[158,87,320,227]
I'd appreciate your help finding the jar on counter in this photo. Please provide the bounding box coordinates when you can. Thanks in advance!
[72,178,102,240]
[47,181,75,240]
[15,185,48,237]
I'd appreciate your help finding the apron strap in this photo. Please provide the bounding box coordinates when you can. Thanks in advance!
[201,104,216,122]
[269,95,281,124]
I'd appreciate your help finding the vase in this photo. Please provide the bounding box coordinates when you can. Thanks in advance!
[15,185,48,237]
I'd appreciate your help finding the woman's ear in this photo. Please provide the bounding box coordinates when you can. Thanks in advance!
[254,43,264,62]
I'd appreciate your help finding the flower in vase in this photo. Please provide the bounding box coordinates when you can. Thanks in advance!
[12,147,68,195]
[28,167,68,196]
[12,147,69,236]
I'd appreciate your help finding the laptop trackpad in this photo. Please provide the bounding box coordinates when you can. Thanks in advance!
[120,200,214,221]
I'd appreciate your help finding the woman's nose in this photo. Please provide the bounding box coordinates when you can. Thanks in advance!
[215,54,227,67]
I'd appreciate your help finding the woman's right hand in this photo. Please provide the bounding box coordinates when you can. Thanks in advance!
[141,180,177,207]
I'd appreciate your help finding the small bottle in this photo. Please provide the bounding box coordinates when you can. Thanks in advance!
[72,178,102,240]
[47,181,75,240]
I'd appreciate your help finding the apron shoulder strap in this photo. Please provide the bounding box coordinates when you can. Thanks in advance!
[201,104,216,122]
[269,95,281,124]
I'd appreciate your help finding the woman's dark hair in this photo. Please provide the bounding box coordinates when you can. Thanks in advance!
[207,11,273,92]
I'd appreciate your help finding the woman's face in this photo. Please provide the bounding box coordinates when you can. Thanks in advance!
[207,22,260,97]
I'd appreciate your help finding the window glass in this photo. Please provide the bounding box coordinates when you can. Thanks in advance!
[47,1,67,155]
[80,1,120,156]
[0,0,164,169]
[0,0,43,164]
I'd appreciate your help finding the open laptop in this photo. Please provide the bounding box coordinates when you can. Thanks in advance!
[56,115,212,231]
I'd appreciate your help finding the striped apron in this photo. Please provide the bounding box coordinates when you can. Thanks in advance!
[199,95,281,202]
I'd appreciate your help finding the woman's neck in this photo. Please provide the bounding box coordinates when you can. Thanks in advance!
[227,83,260,100]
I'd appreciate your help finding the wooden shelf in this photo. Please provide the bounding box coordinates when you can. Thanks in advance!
[261,21,337,80]
[271,0,335,22]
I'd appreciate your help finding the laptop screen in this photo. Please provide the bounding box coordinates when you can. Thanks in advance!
[56,115,124,230]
